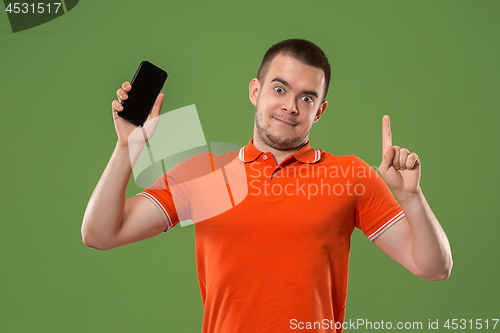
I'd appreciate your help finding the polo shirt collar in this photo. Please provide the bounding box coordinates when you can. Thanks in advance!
[239,138,322,164]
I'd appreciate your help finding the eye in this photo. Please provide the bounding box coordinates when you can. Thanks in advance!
[274,86,285,93]
[301,96,313,103]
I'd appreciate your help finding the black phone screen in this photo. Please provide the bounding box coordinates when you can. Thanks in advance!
[117,61,168,127]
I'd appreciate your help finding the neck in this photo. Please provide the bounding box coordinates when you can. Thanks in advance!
[252,136,308,165]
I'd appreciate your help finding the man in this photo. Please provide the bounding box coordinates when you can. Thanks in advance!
[82,39,452,333]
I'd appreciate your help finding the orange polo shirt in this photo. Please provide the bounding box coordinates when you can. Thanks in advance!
[139,139,404,333]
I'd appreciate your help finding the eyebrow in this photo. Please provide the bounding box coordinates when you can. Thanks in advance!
[270,77,319,98]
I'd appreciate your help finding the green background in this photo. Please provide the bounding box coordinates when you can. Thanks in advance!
[1,1,498,332]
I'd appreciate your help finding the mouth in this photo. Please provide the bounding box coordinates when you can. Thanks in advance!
[273,117,297,126]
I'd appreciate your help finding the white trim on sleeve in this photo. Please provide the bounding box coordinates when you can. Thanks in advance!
[137,192,172,232]
[368,211,405,241]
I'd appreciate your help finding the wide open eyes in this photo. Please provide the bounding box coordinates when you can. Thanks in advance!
[273,86,314,104]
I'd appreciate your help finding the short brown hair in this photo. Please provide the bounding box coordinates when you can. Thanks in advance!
[256,39,331,100]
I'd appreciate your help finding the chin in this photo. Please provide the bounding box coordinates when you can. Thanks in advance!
[266,133,303,150]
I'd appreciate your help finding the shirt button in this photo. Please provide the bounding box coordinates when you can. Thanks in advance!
[263,155,268,160]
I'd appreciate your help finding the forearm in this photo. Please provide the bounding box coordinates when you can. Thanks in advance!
[396,189,453,280]
[81,143,140,249]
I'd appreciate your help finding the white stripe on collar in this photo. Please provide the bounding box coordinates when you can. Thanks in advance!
[313,149,321,163]
[239,147,245,162]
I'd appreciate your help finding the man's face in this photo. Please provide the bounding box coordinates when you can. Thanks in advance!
[249,54,328,151]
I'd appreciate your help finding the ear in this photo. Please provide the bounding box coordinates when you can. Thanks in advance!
[249,78,261,106]
[313,100,328,123]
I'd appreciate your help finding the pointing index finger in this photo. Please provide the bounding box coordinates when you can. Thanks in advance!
[382,115,392,152]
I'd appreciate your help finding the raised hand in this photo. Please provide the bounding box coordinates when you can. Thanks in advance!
[378,115,421,196]
[111,81,164,148]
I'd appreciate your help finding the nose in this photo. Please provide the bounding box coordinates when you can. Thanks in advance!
[282,97,298,115]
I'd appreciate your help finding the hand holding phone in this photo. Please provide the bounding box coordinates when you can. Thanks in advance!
[112,82,164,148]
[111,61,167,148]
[117,61,168,127]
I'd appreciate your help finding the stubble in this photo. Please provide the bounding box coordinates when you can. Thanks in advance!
[254,105,310,151]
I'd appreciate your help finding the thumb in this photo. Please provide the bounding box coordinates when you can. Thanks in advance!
[151,93,164,118]
[379,145,394,174]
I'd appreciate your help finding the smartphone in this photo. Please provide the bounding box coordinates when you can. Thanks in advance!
[117,61,168,127]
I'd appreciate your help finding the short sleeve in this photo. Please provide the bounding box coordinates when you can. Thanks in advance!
[136,151,225,232]
[353,156,405,241]
[137,150,243,232]
[137,173,182,233]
